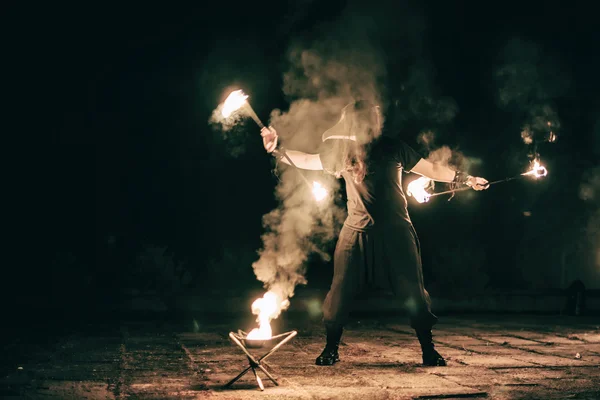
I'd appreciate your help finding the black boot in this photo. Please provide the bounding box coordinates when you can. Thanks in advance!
[315,323,343,366]
[416,329,446,366]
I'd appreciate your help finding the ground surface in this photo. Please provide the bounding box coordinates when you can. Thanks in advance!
[1,313,599,399]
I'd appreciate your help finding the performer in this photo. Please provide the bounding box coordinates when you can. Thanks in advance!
[261,101,489,367]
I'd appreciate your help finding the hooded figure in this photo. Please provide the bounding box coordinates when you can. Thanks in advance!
[320,100,382,184]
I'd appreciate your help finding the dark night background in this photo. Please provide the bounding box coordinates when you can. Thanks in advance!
[5,1,599,318]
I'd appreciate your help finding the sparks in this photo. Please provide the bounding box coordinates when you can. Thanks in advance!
[246,291,289,340]
[312,181,328,202]
[221,89,249,118]
[407,177,433,203]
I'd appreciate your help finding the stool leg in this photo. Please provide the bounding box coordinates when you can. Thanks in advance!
[225,331,297,390]
[256,363,279,386]
[258,331,298,363]
[251,366,265,391]
[224,365,251,388]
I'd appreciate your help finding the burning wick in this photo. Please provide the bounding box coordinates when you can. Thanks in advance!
[247,291,289,341]
[522,159,547,178]
[312,181,328,202]
[221,89,264,128]
[407,177,433,204]
[222,89,249,118]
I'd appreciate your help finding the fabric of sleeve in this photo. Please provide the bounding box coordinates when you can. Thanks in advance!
[318,139,340,174]
[393,139,423,172]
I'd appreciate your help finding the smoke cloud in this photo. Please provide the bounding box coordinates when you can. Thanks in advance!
[208,114,251,158]
[209,102,243,132]
[392,61,459,129]
[248,0,476,320]
[208,87,255,158]
[417,130,482,174]
[494,38,569,149]
[251,0,428,318]
[252,169,344,320]
[269,30,387,151]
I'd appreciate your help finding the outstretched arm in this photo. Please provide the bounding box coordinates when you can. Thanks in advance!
[411,159,455,182]
[261,126,324,171]
[274,149,324,170]
[411,158,489,190]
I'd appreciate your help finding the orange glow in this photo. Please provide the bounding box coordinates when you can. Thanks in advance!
[221,89,248,118]
[407,177,433,203]
[522,159,548,178]
[312,181,328,202]
[246,291,289,340]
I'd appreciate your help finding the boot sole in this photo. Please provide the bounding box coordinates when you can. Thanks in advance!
[315,358,340,366]
[422,360,447,367]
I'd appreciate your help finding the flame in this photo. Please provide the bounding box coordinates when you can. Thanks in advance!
[522,159,548,178]
[312,181,328,201]
[407,177,433,203]
[221,89,248,118]
[246,291,289,340]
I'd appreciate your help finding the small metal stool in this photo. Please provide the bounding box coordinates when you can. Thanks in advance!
[224,330,297,391]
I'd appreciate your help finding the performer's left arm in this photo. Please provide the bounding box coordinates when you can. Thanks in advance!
[411,159,455,182]
[411,159,489,191]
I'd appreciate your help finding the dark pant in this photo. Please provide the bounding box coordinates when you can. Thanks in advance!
[322,223,437,330]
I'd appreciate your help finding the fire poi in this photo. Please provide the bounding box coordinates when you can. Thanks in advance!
[407,119,557,203]
[408,157,549,203]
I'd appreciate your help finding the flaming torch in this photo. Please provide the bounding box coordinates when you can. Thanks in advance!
[222,89,264,129]
[219,89,328,202]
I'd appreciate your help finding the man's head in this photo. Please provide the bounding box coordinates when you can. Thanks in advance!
[322,100,382,144]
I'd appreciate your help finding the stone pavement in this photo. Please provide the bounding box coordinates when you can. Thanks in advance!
[1,314,599,399]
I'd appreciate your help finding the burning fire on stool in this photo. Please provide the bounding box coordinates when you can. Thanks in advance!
[225,291,297,391]
[244,291,290,347]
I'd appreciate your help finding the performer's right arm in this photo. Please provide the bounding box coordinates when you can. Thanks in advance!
[274,149,324,171]
[261,126,324,170]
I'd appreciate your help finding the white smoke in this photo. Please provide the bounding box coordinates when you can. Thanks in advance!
[417,130,482,172]
[251,169,344,319]
[494,38,569,150]
[250,0,473,317]
[250,0,400,318]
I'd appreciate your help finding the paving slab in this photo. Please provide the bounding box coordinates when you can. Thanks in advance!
[2,314,600,399]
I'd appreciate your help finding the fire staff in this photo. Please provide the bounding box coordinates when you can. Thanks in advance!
[261,101,489,367]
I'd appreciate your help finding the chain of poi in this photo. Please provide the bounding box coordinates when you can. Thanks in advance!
[428,175,520,198]
[429,163,548,198]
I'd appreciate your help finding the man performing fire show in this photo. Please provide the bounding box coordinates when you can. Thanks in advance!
[261,100,490,367]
